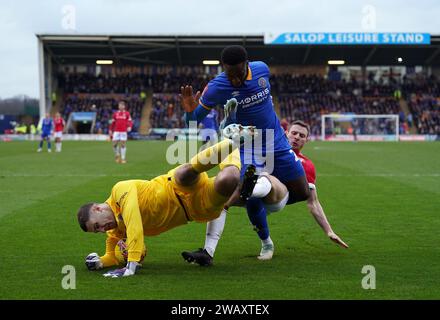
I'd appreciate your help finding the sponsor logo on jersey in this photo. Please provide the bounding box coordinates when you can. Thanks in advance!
[236,88,270,108]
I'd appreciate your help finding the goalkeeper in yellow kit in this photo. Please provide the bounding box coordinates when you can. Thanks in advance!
[77,124,254,277]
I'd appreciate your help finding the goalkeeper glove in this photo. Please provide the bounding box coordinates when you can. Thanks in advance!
[219,98,238,130]
[103,261,141,278]
[85,253,103,271]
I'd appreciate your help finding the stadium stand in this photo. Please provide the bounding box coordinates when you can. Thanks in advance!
[403,74,440,134]
[56,65,439,136]
[58,65,221,134]
[272,73,402,135]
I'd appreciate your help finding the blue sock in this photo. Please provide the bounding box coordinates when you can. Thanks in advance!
[47,141,51,149]
[39,140,43,148]
[246,197,269,240]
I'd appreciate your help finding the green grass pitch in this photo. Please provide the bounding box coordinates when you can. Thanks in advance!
[0,140,439,299]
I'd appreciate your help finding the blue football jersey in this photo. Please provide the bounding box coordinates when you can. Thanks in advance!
[41,118,53,134]
[201,109,219,130]
[199,61,290,153]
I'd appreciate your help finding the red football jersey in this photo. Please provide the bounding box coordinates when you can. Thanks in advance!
[54,117,65,132]
[111,110,132,132]
[294,149,316,189]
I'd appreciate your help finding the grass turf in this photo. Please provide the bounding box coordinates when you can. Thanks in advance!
[0,140,439,299]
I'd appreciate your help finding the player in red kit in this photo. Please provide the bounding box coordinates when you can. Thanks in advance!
[285,120,348,248]
[239,120,348,250]
[53,112,66,152]
[182,120,348,266]
[289,122,317,190]
[109,100,132,164]
[243,120,348,250]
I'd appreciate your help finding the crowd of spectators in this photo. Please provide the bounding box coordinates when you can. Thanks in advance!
[59,65,219,132]
[270,73,396,97]
[278,94,401,136]
[150,93,225,129]
[402,74,439,135]
[59,73,147,94]
[274,73,439,136]
[61,96,143,134]
[58,66,439,135]
[150,94,183,129]
[58,65,217,94]
[407,94,439,135]
[401,74,440,97]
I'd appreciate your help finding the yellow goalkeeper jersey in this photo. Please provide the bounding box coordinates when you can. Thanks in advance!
[100,169,227,267]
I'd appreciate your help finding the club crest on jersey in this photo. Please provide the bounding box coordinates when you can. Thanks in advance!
[258,77,267,88]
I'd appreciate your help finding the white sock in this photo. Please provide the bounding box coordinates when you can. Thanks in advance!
[251,176,272,198]
[120,146,126,160]
[204,208,227,257]
[59,142,62,151]
[262,236,273,246]
[113,145,119,156]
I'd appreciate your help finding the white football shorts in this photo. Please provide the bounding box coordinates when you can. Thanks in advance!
[112,131,128,141]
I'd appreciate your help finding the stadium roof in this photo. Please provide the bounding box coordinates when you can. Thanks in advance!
[37,34,440,66]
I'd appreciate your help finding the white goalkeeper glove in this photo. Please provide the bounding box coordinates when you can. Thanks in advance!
[103,261,141,278]
[219,98,238,130]
[85,252,103,271]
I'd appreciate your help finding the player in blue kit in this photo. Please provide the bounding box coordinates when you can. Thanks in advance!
[180,45,310,264]
[37,113,53,153]
[200,109,219,144]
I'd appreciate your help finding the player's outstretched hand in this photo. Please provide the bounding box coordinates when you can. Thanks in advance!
[327,232,349,249]
[180,85,201,113]
[102,261,141,278]
[103,267,134,278]
[85,253,104,270]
